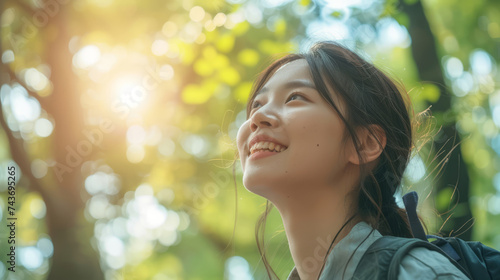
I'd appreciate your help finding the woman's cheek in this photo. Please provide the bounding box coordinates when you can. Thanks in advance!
[236,121,251,169]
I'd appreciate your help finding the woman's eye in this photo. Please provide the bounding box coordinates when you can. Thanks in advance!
[286,93,306,102]
[251,100,261,109]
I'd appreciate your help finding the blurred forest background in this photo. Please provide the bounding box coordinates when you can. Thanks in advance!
[0,0,499,279]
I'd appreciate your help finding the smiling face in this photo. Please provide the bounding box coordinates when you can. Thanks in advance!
[236,59,357,199]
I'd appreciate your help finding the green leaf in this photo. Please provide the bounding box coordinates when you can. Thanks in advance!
[437,186,454,211]
[421,83,441,103]
[216,34,235,53]
[238,48,260,67]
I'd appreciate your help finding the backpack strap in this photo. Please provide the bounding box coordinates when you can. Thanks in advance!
[402,191,427,241]
[352,236,432,279]
[352,236,406,280]
[428,235,461,261]
[401,191,471,278]
[402,192,463,264]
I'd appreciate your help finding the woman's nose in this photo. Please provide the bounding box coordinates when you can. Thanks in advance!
[250,106,279,132]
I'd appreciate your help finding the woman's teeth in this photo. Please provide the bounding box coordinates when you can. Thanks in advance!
[250,141,287,155]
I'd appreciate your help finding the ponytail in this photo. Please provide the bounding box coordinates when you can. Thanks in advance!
[358,155,414,238]
[382,202,413,237]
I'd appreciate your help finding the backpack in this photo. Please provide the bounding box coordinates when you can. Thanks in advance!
[352,191,500,280]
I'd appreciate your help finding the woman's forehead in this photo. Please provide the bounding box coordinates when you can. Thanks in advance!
[270,59,311,82]
[259,59,314,93]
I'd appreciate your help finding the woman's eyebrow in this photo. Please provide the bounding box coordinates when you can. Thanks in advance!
[255,79,317,97]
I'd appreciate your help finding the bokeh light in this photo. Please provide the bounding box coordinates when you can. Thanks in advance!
[181,134,208,158]
[24,68,50,91]
[126,145,146,163]
[225,256,254,280]
[2,49,14,63]
[73,45,101,69]
[30,197,47,219]
[126,125,146,144]
[189,6,205,22]
[404,156,426,182]
[151,40,169,56]
[37,237,54,258]
[470,49,493,76]
[9,85,41,122]
[34,118,54,137]
[445,57,464,79]
[19,247,44,270]
[31,159,48,179]
[85,171,120,195]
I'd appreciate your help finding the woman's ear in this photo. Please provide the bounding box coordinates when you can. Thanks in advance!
[348,125,386,165]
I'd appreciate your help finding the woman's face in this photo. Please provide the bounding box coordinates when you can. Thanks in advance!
[236,59,356,198]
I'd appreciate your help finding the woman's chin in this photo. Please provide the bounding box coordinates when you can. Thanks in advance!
[242,174,288,198]
[242,177,268,196]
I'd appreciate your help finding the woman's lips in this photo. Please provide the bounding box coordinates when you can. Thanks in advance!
[248,149,284,160]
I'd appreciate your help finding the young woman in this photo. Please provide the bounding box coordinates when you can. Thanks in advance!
[236,42,469,279]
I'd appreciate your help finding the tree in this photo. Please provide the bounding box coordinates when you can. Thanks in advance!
[399,0,474,240]
[1,1,103,279]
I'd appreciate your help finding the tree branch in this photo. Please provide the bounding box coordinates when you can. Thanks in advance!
[5,65,48,110]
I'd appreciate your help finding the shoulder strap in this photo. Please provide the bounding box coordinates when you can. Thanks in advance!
[402,191,427,241]
[352,236,425,279]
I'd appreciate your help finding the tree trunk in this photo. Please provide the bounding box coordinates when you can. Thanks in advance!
[399,0,474,240]
[0,2,105,279]
[44,5,104,280]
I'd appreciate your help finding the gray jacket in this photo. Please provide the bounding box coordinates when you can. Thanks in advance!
[287,222,468,280]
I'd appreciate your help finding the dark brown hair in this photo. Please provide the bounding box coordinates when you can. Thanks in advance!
[245,41,415,279]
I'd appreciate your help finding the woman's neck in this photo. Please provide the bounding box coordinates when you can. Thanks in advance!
[273,187,357,280]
